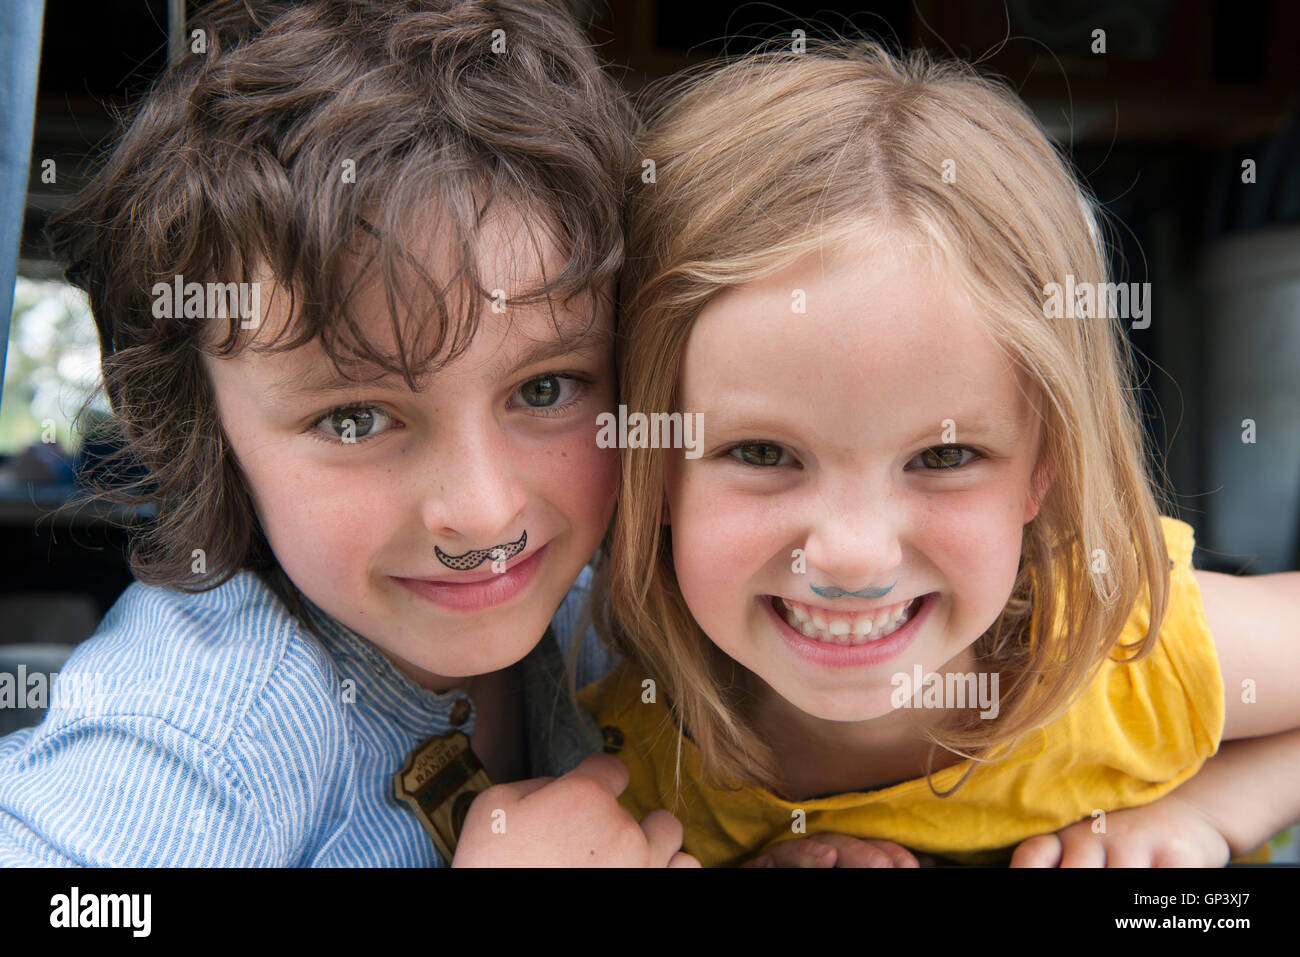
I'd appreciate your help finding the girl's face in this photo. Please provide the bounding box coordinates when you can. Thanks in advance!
[665,235,1051,723]
[204,205,618,691]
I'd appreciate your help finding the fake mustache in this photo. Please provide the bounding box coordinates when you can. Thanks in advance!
[434,530,527,571]
[810,580,896,600]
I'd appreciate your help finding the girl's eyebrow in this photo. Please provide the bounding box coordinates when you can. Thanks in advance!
[701,404,1024,443]
[902,410,1025,445]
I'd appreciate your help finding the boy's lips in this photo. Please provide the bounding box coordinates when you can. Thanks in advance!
[403,547,540,584]
[393,544,548,611]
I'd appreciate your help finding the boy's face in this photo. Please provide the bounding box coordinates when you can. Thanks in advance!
[664,234,1052,724]
[202,208,617,691]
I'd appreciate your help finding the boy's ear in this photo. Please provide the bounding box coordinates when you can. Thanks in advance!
[1024,456,1056,524]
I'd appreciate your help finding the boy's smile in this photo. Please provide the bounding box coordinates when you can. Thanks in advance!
[393,541,550,612]
[665,230,1053,741]
[201,205,618,692]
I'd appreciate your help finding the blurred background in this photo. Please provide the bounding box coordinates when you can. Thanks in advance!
[0,0,1297,857]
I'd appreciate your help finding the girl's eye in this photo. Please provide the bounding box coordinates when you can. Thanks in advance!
[727,442,792,467]
[508,374,587,416]
[911,445,980,470]
[310,404,394,444]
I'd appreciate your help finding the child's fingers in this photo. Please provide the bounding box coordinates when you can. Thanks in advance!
[490,775,556,801]
[668,851,702,868]
[1149,844,1204,867]
[1055,828,1107,868]
[813,834,917,868]
[639,808,687,866]
[736,839,831,867]
[557,753,631,798]
[1105,840,1156,868]
[1009,833,1063,867]
[743,834,921,868]
[867,838,920,868]
[753,838,837,868]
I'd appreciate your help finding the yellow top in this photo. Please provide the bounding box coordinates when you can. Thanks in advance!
[579,516,1227,866]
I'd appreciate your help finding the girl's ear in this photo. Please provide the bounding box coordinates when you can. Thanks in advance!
[1024,456,1056,523]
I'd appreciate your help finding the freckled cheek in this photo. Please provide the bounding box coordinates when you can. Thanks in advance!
[540,431,619,530]
[923,494,1024,616]
[672,474,772,600]
[246,458,392,582]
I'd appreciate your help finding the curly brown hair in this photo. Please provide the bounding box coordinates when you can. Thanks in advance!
[49,0,637,619]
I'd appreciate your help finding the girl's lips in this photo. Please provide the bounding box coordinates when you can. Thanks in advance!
[762,590,935,668]
[394,543,548,612]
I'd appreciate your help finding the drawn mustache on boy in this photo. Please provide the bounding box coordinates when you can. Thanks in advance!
[435,530,527,571]
[810,580,897,600]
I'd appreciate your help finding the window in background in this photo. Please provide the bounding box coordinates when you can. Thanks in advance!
[0,275,107,488]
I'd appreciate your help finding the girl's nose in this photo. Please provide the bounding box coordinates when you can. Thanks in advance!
[801,489,904,591]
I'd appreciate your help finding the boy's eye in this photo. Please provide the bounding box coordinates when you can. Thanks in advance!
[311,404,394,444]
[728,442,791,467]
[507,373,588,415]
[519,375,562,407]
[911,445,979,469]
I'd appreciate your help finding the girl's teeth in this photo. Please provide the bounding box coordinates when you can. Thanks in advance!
[776,596,919,645]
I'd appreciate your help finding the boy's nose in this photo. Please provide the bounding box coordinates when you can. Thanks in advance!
[420,430,527,548]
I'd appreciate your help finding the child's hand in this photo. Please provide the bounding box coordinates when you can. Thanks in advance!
[451,754,700,867]
[741,833,932,867]
[1009,794,1231,867]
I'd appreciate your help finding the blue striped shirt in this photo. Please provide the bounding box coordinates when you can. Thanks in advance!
[0,565,614,866]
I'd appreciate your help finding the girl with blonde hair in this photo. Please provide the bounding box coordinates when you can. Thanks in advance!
[581,38,1300,867]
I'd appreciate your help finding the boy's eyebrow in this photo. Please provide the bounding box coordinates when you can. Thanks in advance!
[496,322,612,377]
[269,367,406,401]
[270,323,611,400]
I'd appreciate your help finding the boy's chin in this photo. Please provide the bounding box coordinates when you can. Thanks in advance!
[399,639,538,689]
[432,613,553,673]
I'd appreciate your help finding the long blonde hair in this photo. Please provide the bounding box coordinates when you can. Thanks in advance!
[595,38,1176,796]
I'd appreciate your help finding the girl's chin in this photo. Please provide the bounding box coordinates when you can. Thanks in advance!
[784,696,901,724]
[747,675,902,724]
